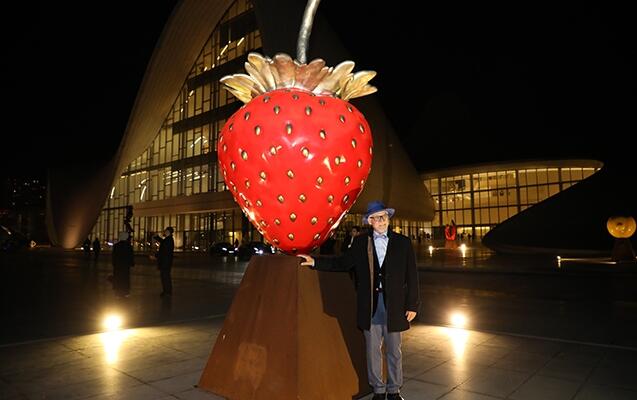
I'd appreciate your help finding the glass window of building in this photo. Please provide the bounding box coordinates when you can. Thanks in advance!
[91,0,263,250]
[421,161,601,240]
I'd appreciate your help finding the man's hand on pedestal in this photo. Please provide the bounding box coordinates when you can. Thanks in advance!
[298,254,315,267]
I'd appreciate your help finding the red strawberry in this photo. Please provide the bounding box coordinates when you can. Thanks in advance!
[218,53,377,254]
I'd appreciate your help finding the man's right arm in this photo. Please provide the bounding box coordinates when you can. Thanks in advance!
[298,238,359,272]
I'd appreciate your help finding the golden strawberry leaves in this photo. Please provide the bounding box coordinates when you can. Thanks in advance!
[220,52,377,103]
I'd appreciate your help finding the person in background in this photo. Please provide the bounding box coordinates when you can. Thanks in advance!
[83,237,91,258]
[112,232,134,297]
[92,237,101,261]
[341,225,361,253]
[154,227,175,297]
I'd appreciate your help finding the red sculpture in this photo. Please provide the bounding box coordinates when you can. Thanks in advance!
[218,53,376,254]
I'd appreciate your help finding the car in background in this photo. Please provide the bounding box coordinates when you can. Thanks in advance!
[237,241,276,261]
[209,242,238,257]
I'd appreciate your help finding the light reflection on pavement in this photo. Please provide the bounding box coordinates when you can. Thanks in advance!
[1,244,636,349]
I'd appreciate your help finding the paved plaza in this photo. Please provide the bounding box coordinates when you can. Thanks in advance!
[1,245,636,399]
[2,316,637,399]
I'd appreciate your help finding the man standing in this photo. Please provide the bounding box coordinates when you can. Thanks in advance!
[112,232,134,297]
[82,237,91,258]
[154,226,175,297]
[92,237,101,262]
[341,225,361,253]
[299,201,419,400]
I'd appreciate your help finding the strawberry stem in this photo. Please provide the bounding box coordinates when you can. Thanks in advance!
[297,0,321,64]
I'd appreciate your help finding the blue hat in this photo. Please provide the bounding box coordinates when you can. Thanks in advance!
[363,201,395,224]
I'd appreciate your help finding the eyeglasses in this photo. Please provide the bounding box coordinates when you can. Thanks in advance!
[369,214,389,222]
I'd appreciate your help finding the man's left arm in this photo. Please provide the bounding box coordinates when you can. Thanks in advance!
[405,239,420,322]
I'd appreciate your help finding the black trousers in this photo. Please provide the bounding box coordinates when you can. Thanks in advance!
[160,268,172,294]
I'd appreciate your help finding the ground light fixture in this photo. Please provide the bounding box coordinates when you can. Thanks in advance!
[450,312,468,328]
[103,313,124,331]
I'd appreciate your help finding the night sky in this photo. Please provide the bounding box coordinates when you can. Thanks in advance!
[1,1,178,179]
[2,1,635,182]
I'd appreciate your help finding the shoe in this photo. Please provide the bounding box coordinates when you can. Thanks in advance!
[387,393,404,400]
[372,394,386,400]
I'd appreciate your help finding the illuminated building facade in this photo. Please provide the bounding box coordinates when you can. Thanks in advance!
[421,160,603,239]
[68,0,433,251]
[90,1,261,250]
[41,0,627,257]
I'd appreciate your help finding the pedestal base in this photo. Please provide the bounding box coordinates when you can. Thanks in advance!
[198,254,369,399]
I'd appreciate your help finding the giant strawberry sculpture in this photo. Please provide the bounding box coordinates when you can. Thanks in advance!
[218,52,377,254]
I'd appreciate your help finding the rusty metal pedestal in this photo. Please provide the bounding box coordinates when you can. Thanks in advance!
[198,254,369,399]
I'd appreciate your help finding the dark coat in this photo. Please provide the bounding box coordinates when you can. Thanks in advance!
[156,235,174,270]
[92,239,101,253]
[112,241,134,293]
[341,234,353,253]
[112,241,134,268]
[314,230,419,332]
